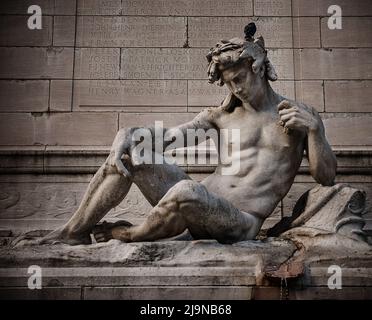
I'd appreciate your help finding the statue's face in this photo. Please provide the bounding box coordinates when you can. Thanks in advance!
[220,60,255,102]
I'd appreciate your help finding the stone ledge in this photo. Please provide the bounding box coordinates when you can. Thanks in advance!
[1,284,372,300]
[0,254,372,299]
[0,146,372,174]
[1,266,372,288]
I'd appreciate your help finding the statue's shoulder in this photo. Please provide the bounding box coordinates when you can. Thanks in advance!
[197,106,223,123]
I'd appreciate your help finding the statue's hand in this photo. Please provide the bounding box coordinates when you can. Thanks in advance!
[110,128,134,178]
[277,100,320,134]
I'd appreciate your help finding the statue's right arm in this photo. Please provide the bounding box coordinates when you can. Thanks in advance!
[164,107,217,150]
[110,108,217,177]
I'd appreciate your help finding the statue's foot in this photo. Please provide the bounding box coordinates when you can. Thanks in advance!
[39,226,92,246]
[92,220,132,243]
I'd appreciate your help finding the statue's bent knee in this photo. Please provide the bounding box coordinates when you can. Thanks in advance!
[166,180,207,206]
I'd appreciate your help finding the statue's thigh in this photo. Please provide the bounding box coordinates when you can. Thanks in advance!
[193,192,255,243]
[169,181,255,243]
[131,162,191,207]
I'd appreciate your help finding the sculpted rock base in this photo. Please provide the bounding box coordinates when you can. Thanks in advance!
[0,184,371,299]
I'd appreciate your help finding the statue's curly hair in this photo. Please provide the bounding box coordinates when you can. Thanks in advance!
[206,22,277,86]
[206,23,278,112]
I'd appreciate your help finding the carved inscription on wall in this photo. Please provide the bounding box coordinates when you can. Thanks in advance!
[76,16,186,47]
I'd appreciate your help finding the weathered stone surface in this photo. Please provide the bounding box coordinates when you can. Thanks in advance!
[292,287,372,300]
[188,80,295,108]
[74,48,120,79]
[294,49,372,80]
[267,49,294,79]
[0,287,81,300]
[0,0,55,14]
[262,204,282,229]
[347,183,372,219]
[292,0,372,16]
[0,113,42,145]
[293,17,320,48]
[1,185,371,289]
[325,81,372,112]
[0,16,52,46]
[0,112,118,146]
[1,180,372,300]
[188,17,293,48]
[76,16,186,47]
[43,146,109,174]
[42,112,118,146]
[84,286,252,300]
[321,18,372,48]
[119,48,294,80]
[0,80,49,112]
[0,182,86,220]
[1,265,372,299]
[118,106,189,113]
[53,16,76,47]
[0,266,255,287]
[0,238,296,268]
[271,80,295,99]
[120,48,206,80]
[254,0,291,16]
[273,184,372,267]
[322,115,372,146]
[188,81,229,107]
[0,0,76,15]
[253,286,372,300]
[54,0,76,15]
[50,80,73,112]
[73,80,187,110]
[0,180,152,224]
[119,113,196,129]
[122,0,253,16]
[282,183,317,216]
[0,147,45,174]
[0,47,74,79]
[295,80,324,112]
[77,0,121,15]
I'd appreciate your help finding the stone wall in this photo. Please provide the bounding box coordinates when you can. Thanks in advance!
[0,0,371,233]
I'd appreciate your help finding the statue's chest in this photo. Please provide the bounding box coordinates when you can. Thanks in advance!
[217,110,291,150]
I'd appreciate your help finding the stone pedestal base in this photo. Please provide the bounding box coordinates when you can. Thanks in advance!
[1,237,372,300]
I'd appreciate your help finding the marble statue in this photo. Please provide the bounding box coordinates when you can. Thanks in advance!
[41,22,338,246]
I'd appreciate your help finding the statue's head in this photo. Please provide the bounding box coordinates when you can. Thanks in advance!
[206,23,278,111]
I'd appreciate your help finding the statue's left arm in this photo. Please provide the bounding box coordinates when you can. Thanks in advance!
[278,100,337,186]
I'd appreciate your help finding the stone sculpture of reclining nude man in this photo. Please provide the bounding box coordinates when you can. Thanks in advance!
[42,23,337,245]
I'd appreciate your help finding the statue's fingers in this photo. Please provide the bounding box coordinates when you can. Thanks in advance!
[115,159,132,178]
[280,112,297,123]
[278,107,297,116]
[284,118,297,129]
[277,100,292,111]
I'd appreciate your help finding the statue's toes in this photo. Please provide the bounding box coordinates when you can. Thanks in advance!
[93,233,106,242]
[93,231,109,243]
[92,225,112,243]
